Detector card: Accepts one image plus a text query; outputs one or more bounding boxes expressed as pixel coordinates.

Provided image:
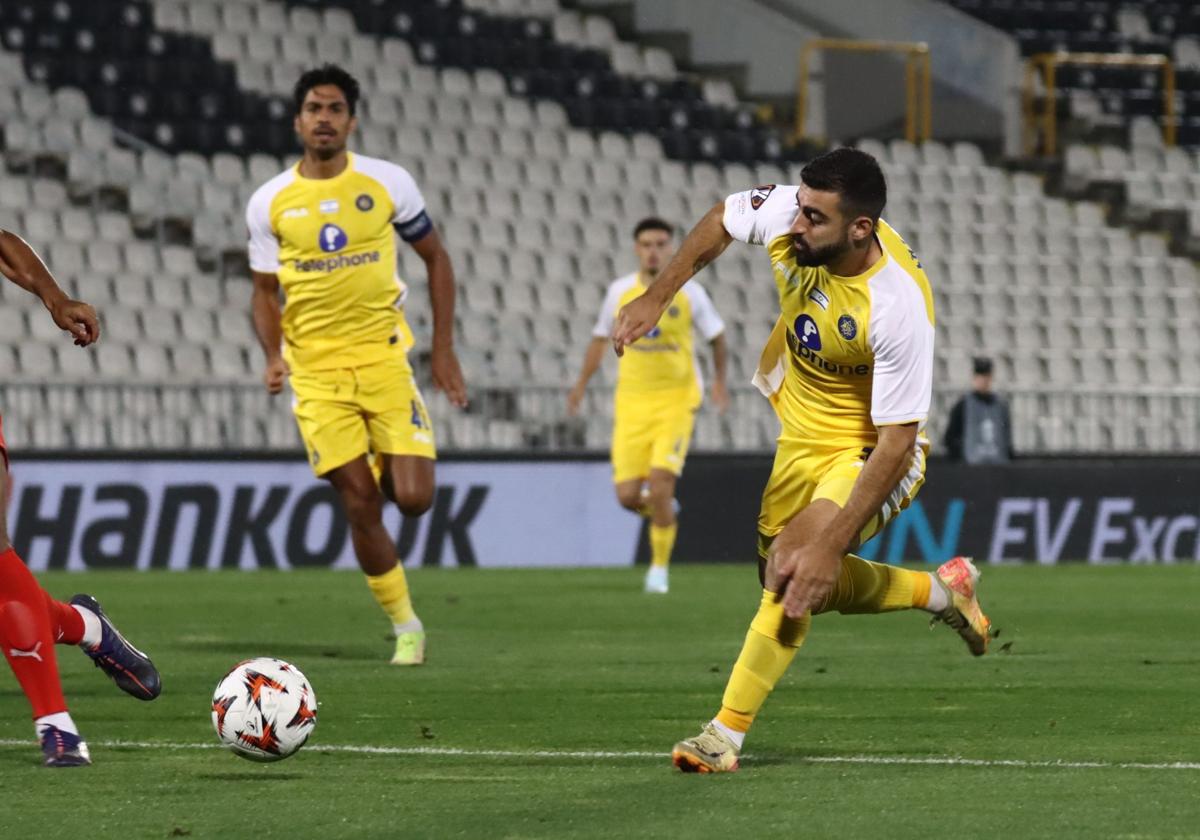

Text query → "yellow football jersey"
[594,272,726,400]
[723,185,935,451]
[246,152,433,371]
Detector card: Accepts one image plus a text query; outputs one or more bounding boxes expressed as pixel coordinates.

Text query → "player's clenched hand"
[263,356,289,395]
[432,346,468,408]
[50,298,100,347]
[771,537,843,619]
[611,291,668,357]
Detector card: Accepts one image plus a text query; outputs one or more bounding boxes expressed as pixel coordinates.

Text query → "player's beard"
[308,134,345,161]
[791,234,851,267]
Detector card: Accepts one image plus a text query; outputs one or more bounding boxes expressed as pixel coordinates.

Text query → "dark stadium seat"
[280,0,801,165]
[3,0,293,157]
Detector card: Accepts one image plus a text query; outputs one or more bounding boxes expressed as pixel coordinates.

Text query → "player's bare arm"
[709,332,730,414]
[567,338,608,416]
[251,270,288,394]
[612,203,731,355]
[0,229,99,347]
[773,422,921,618]
[410,228,467,408]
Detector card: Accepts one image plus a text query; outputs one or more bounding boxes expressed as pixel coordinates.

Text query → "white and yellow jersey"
[593,272,725,401]
[723,185,935,451]
[246,152,434,372]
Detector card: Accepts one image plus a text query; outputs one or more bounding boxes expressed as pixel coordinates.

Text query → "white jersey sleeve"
[592,274,637,338]
[722,185,798,247]
[245,180,282,273]
[683,282,725,341]
[867,268,935,426]
[354,155,432,241]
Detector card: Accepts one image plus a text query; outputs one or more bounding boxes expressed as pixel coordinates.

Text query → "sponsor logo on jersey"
[785,327,871,378]
[838,314,858,340]
[293,251,382,273]
[794,314,821,351]
[281,207,309,219]
[807,287,830,310]
[318,223,348,253]
[319,199,339,214]
[356,193,374,212]
[750,185,776,210]
[646,326,662,339]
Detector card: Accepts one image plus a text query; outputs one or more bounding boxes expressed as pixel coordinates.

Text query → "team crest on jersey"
[794,314,821,350]
[750,185,776,210]
[356,193,374,212]
[667,306,679,318]
[319,199,339,214]
[318,223,348,253]
[838,314,858,340]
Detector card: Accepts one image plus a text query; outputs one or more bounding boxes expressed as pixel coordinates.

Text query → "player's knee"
[393,488,433,517]
[339,482,384,529]
[646,477,674,506]
[615,486,642,511]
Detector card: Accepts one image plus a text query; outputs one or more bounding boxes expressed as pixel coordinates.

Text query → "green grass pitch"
[3,564,1199,839]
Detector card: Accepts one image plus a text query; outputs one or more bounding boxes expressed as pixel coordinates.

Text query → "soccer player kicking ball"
[612,149,992,772]
[0,229,161,767]
[247,65,467,665]
[568,218,729,594]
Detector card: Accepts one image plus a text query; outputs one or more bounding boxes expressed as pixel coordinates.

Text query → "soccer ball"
[211,657,318,762]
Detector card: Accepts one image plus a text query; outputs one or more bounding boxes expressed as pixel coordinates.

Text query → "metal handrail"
[796,38,933,145]
[1022,51,1177,156]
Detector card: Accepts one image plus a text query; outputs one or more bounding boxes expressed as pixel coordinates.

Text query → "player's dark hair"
[633,217,674,239]
[800,147,887,222]
[294,64,361,116]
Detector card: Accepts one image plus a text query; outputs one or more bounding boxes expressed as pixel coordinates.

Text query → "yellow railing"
[1023,52,1176,156]
[796,39,932,145]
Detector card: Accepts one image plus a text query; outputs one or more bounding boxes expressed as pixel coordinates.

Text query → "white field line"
[1,738,1198,771]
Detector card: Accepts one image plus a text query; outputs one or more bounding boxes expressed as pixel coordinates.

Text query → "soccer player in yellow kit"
[612,148,993,772]
[246,65,467,666]
[569,218,729,594]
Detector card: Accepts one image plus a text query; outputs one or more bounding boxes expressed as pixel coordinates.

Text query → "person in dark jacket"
[943,357,1013,463]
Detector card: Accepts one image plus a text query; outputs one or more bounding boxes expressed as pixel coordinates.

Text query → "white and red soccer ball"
[211,657,317,762]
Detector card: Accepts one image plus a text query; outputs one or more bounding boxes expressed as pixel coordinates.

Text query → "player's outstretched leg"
[0,547,91,766]
[930,556,991,656]
[70,594,162,700]
[673,590,810,773]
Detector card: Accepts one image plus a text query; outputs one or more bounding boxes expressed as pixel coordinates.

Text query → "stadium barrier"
[5,455,1198,570]
[2,382,1199,454]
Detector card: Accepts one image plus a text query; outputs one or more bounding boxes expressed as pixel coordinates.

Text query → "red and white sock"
[35,711,79,738]
[0,547,69,719]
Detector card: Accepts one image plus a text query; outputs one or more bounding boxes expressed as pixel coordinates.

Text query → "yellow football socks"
[649,522,677,569]
[715,557,934,735]
[817,554,932,614]
[365,564,418,628]
[716,589,809,733]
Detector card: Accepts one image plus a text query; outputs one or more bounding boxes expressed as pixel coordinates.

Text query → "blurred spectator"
[943,357,1013,463]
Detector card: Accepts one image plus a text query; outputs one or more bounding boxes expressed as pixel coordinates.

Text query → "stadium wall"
[6,456,1199,570]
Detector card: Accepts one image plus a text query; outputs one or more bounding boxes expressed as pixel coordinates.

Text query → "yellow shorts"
[611,388,698,484]
[756,438,927,559]
[289,354,436,477]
